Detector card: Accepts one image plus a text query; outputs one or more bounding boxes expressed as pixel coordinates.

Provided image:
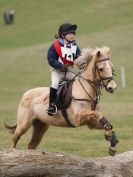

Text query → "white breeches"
[51,69,76,89]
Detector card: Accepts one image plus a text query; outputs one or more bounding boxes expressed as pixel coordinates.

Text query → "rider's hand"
[59,64,69,72]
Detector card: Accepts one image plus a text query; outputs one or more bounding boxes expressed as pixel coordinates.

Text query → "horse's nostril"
[108,87,114,93]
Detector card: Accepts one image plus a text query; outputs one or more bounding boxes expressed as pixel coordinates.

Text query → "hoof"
[108,146,116,156]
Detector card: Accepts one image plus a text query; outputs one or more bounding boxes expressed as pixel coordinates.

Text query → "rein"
[61,58,116,127]
[71,58,115,110]
[72,74,102,110]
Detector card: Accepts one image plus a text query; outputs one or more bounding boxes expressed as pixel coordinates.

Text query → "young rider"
[47,23,81,116]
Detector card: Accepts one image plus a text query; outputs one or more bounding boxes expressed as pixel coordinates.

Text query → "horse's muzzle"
[106,80,117,93]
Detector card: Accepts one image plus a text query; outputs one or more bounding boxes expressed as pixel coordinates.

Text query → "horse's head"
[75,46,117,93]
[94,47,117,93]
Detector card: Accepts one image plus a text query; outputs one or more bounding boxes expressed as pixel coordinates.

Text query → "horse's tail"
[4,122,17,134]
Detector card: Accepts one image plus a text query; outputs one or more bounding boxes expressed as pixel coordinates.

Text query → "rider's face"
[63,33,75,42]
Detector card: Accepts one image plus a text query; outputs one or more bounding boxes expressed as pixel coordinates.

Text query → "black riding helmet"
[58,23,77,36]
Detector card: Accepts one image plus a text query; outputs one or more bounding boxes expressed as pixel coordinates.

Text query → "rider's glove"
[59,64,69,72]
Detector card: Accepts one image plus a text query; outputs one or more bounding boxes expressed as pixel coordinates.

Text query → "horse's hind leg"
[28,119,49,149]
[12,119,31,148]
[12,107,33,148]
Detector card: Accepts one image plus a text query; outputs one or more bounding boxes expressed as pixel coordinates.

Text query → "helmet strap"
[62,35,71,44]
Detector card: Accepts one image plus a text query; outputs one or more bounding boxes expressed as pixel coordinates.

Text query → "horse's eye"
[99,68,103,72]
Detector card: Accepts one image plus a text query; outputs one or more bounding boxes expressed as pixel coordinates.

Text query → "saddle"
[55,79,76,127]
[56,79,73,110]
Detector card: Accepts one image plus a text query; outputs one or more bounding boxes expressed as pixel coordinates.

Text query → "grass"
[0,0,133,157]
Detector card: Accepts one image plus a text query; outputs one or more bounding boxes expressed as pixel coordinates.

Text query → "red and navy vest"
[54,39,77,66]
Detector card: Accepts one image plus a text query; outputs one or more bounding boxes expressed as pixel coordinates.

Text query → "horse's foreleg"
[80,111,103,129]
[80,111,119,156]
[99,116,119,156]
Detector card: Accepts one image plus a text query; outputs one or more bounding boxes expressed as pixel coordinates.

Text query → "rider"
[46,22,81,116]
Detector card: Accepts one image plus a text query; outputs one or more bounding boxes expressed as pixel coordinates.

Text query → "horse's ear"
[97,51,101,58]
[108,48,111,55]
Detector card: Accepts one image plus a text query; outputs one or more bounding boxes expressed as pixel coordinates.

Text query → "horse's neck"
[80,60,96,81]
[74,60,97,99]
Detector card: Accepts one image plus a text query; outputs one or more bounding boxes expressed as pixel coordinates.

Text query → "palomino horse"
[5,46,118,156]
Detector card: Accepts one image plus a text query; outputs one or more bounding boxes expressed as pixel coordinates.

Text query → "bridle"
[95,58,114,89]
[72,58,116,110]
[60,57,116,127]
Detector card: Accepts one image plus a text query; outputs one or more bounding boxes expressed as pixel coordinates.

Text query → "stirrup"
[47,103,57,116]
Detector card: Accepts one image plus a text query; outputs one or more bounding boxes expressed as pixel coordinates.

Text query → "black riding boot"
[47,87,57,116]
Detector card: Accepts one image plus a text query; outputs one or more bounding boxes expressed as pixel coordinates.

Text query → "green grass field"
[0,0,133,157]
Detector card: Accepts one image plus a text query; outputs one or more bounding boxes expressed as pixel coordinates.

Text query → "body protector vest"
[54,39,77,66]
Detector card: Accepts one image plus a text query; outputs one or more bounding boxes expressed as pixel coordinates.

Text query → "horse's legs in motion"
[80,111,119,156]
[99,116,119,156]
[28,119,49,149]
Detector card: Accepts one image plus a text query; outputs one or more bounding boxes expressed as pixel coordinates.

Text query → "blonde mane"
[75,48,94,69]
[75,46,111,69]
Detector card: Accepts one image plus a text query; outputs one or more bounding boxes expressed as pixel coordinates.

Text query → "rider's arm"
[47,44,63,70]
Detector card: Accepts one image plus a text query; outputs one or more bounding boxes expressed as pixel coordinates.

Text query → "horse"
[5,46,119,156]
